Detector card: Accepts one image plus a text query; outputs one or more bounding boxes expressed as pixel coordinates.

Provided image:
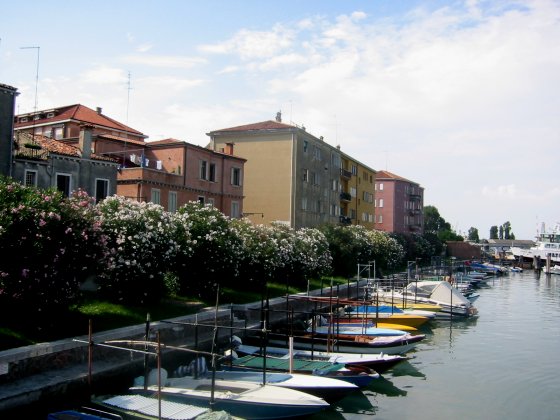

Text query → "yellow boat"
[378,300,442,312]
[330,320,418,332]
[340,313,429,328]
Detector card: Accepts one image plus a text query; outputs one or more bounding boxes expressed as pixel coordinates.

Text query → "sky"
[1,0,559,240]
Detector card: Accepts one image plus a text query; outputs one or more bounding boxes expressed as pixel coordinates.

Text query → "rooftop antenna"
[126,71,133,124]
[20,46,40,112]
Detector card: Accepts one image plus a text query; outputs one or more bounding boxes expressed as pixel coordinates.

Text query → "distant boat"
[544,265,560,275]
[377,280,479,318]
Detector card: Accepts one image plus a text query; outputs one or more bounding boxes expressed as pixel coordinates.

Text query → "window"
[311,172,318,185]
[56,173,71,197]
[302,169,309,182]
[95,178,109,202]
[351,165,357,175]
[330,204,339,216]
[302,197,308,211]
[168,191,177,212]
[331,153,341,168]
[199,160,208,180]
[350,187,357,197]
[362,212,368,222]
[54,127,64,140]
[231,201,240,218]
[379,198,384,207]
[207,197,215,207]
[198,196,205,205]
[151,189,161,204]
[43,127,52,138]
[209,163,216,182]
[379,183,384,191]
[350,209,356,219]
[314,146,321,161]
[231,167,242,186]
[331,179,338,191]
[378,214,383,223]
[303,140,308,153]
[24,170,37,187]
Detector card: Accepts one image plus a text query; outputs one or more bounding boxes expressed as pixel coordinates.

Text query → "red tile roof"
[147,138,185,145]
[376,170,415,182]
[16,133,116,162]
[14,104,145,137]
[209,120,295,133]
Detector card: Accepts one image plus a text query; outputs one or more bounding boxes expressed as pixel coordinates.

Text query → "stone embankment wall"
[0,280,365,412]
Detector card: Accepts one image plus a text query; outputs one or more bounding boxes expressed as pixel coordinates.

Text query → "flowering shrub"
[95,195,180,304]
[175,202,243,300]
[0,178,106,312]
[320,224,404,277]
[268,223,332,288]
[230,219,281,291]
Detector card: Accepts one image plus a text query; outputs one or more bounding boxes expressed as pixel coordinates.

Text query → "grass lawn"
[0,277,348,351]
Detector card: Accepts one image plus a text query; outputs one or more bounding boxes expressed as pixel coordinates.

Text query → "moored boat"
[231,340,408,374]
[129,369,330,420]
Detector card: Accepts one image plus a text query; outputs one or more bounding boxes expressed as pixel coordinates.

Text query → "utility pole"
[20,46,40,112]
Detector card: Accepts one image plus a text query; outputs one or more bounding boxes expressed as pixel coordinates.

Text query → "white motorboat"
[171,357,358,404]
[129,368,329,419]
[378,280,478,318]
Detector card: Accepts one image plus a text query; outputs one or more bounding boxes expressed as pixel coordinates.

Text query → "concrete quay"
[0,280,365,414]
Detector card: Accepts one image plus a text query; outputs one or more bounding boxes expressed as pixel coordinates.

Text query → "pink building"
[374,170,424,234]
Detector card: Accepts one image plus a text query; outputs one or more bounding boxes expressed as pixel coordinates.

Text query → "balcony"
[340,168,352,179]
[339,215,352,225]
[408,223,422,231]
[340,191,352,202]
[409,193,422,201]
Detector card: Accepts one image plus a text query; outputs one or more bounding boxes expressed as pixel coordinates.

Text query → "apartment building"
[340,153,376,229]
[207,112,376,229]
[0,83,18,177]
[118,138,245,216]
[374,170,424,234]
[13,104,245,216]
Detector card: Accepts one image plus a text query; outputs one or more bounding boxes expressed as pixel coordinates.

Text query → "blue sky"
[1,0,559,239]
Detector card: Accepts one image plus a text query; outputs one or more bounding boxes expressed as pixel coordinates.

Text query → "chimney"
[79,124,93,159]
[225,142,235,155]
[96,107,102,115]
[275,111,282,122]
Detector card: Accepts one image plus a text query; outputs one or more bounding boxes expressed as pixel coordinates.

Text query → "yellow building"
[207,113,376,230]
[340,153,376,230]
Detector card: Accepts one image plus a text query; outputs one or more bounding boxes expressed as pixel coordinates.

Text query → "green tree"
[502,221,513,239]
[467,227,480,242]
[423,205,463,242]
[489,226,498,239]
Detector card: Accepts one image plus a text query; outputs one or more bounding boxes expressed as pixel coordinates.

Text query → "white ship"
[511,223,560,263]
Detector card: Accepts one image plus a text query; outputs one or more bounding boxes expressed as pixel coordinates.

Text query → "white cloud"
[122,54,206,69]
[198,24,295,59]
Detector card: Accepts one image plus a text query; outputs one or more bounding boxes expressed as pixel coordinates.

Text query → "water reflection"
[390,359,426,379]
[367,376,408,397]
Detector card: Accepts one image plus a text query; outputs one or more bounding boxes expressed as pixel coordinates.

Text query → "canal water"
[312,269,560,420]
